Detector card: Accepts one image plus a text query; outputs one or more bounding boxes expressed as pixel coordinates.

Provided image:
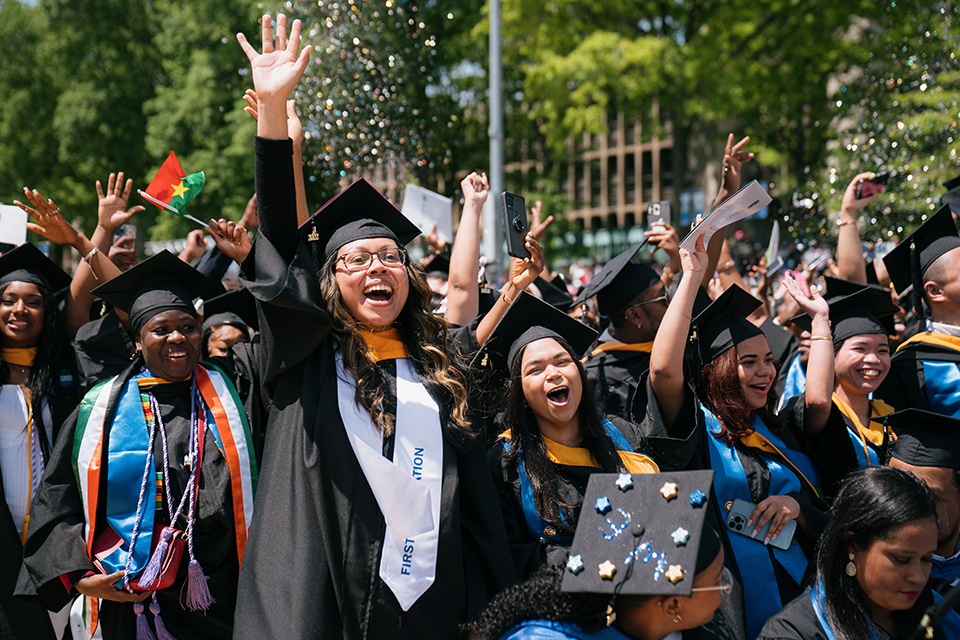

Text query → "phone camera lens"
[506,195,514,207]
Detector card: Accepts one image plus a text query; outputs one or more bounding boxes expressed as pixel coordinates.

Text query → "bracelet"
[717,260,736,273]
[837,219,858,227]
[500,290,514,306]
[810,335,833,341]
[83,246,100,282]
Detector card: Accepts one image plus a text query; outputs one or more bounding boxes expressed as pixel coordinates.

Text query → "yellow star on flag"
[170,180,189,199]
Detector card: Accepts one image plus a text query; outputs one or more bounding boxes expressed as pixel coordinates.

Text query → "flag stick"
[137,190,208,228]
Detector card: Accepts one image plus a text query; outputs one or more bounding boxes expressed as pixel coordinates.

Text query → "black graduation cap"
[92,250,219,334]
[942,175,960,214]
[423,253,450,279]
[820,276,890,302]
[882,205,960,296]
[473,290,598,374]
[0,242,17,255]
[202,288,259,333]
[535,276,575,313]
[692,285,763,364]
[561,470,717,596]
[791,285,898,343]
[572,244,661,316]
[0,243,71,292]
[874,409,960,470]
[297,178,421,261]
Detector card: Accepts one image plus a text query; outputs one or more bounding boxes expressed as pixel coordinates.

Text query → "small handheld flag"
[139,152,206,226]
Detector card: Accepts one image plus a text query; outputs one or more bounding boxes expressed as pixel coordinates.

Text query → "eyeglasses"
[631,294,670,309]
[690,566,734,596]
[337,248,407,272]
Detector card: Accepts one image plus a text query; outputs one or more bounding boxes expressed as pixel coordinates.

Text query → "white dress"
[0,384,52,536]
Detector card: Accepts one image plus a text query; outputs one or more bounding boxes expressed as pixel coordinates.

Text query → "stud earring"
[673,614,683,624]
[845,552,857,577]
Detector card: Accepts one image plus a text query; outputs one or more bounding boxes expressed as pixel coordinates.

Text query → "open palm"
[237,14,312,102]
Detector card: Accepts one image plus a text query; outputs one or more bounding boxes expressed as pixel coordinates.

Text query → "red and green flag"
[138,152,206,226]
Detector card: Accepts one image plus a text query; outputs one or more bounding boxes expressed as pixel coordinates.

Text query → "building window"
[575,163,585,207]
[624,212,636,227]
[660,148,674,192]
[590,160,602,208]
[591,215,603,231]
[624,153,636,204]
[607,156,619,208]
[642,151,654,203]
[607,112,619,148]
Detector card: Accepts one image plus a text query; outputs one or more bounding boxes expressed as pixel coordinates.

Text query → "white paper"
[679,181,772,251]
[0,204,27,246]
[401,184,453,243]
[766,220,780,264]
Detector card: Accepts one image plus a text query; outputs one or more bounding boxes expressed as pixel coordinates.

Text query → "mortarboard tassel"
[138,527,174,588]
[184,558,215,612]
[135,602,157,640]
[150,598,178,640]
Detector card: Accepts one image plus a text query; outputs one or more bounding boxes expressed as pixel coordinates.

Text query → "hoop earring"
[673,614,682,624]
[846,552,857,577]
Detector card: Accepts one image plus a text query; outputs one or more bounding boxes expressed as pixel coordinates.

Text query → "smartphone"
[765,255,785,278]
[807,254,827,272]
[725,498,796,551]
[855,173,890,200]
[647,201,672,230]
[500,191,532,260]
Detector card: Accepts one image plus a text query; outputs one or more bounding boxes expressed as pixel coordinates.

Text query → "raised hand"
[781,271,829,320]
[529,200,554,241]
[507,234,545,290]
[207,218,252,265]
[841,171,884,216]
[15,187,81,247]
[679,233,710,280]
[243,90,304,147]
[644,221,679,254]
[237,14,312,104]
[239,193,259,230]
[179,230,207,264]
[721,133,754,192]
[96,172,144,232]
[460,172,489,208]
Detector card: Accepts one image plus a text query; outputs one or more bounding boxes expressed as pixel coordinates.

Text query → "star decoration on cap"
[671,527,690,546]
[689,489,706,507]
[595,496,612,514]
[665,565,684,584]
[598,560,617,580]
[660,482,679,501]
[566,554,584,575]
[616,473,634,491]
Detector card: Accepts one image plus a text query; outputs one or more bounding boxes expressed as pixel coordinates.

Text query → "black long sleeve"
[253,136,299,263]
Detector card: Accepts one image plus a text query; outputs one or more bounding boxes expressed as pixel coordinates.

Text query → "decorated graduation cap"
[535,276,575,313]
[202,288,259,333]
[561,470,718,596]
[791,285,898,344]
[298,178,421,262]
[473,290,598,374]
[92,250,219,335]
[882,206,960,322]
[942,175,960,215]
[0,243,71,293]
[573,243,661,316]
[691,285,763,364]
[874,409,960,470]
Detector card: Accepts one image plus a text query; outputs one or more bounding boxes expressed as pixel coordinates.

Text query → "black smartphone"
[855,173,890,200]
[647,201,672,230]
[500,191,532,260]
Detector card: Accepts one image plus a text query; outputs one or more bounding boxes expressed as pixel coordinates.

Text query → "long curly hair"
[318,250,473,448]
[502,338,625,534]
[699,345,784,445]
[0,280,66,460]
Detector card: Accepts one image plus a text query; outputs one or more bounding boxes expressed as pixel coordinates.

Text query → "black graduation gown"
[583,346,651,421]
[488,417,648,580]
[876,337,960,415]
[16,363,242,640]
[232,137,514,639]
[636,379,828,640]
[72,308,136,395]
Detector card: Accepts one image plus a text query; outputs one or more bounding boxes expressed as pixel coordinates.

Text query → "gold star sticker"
[660,482,679,501]
[665,565,684,584]
[598,560,617,580]
[170,179,189,199]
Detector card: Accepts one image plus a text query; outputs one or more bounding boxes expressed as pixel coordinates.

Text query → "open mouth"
[857,368,881,380]
[749,383,768,394]
[364,283,394,303]
[546,386,570,405]
[165,349,190,363]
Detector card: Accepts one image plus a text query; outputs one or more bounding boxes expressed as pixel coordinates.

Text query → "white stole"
[335,349,443,610]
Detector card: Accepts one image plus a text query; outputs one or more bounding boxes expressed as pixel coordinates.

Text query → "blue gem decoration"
[689,489,706,507]
[595,496,611,514]
[598,508,631,540]
[625,541,669,580]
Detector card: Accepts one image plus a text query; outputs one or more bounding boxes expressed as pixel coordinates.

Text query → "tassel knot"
[183,559,215,612]
[139,527,174,588]
[134,602,156,640]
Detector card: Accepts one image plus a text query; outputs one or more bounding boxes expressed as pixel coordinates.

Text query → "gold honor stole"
[738,431,821,498]
[899,332,960,354]
[588,340,654,358]
[831,393,896,448]
[359,328,411,362]
[500,429,660,474]
[73,365,257,565]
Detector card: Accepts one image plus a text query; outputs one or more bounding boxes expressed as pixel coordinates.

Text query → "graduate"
[15,252,258,640]
[231,15,521,638]
[877,205,960,416]
[0,245,73,640]
[575,243,669,421]
[643,235,829,640]
[881,409,960,590]
[781,281,900,499]
[758,466,960,640]
[479,291,659,579]
[465,471,733,640]
[201,288,257,359]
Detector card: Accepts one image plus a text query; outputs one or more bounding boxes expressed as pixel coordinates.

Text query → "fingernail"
[764,536,772,545]
[751,529,759,537]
